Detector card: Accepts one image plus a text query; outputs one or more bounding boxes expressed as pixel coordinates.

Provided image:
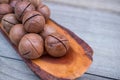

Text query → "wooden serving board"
[0,19,93,80]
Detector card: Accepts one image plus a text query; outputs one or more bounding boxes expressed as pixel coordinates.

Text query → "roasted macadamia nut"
[23,11,45,33]
[0,0,70,59]
[10,0,21,9]
[15,1,35,21]
[0,4,13,21]
[37,4,50,21]
[19,33,44,59]
[0,0,9,4]
[45,33,69,57]
[2,14,19,33]
[9,24,26,46]
[40,24,56,39]
[28,0,41,7]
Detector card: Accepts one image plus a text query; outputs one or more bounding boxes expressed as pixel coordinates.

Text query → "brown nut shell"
[19,33,44,59]
[15,1,35,21]
[10,0,21,9]
[23,11,45,33]
[0,4,13,21]
[28,0,41,7]
[0,4,13,14]
[40,24,56,39]
[2,13,19,33]
[45,33,69,57]
[9,24,26,46]
[0,0,9,4]
[37,4,50,21]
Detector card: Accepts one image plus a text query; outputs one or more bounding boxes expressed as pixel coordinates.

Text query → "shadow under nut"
[0,15,3,21]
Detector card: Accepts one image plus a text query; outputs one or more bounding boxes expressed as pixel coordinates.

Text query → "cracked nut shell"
[28,0,41,7]
[23,11,45,33]
[0,0,9,4]
[37,4,50,21]
[2,13,19,33]
[10,0,21,9]
[19,33,44,59]
[9,24,26,46]
[0,4,13,21]
[15,1,35,21]
[40,24,56,39]
[45,33,69,57]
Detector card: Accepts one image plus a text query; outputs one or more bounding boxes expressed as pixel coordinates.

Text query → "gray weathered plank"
[0,32,21,60]
[0,57,40,80]
[0,57,112,80]
[46,2,120,79]
[45,0,120,13]
[0,1,120,80]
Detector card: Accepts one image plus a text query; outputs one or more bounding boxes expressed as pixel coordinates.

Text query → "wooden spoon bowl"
[0,19,93,80]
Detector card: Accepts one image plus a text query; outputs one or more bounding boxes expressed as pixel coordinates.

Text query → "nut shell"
[2,13,19,33]
[0,0,9,4]
[10,0,21,9]
[19,33,44,59]
[9,24,26,46]
[40,24,56,39]
[0,4,13,21]
[28,0,41,7]
[45,33,69,57]
[23,11,45,33]
[37,4,50,21]
[15,1,35,21]
[0,4,13,14]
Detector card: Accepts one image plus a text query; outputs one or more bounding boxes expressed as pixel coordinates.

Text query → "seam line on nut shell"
[49,35,68,52]
[19,2,31,19]
[23,14,41,25]
[48,40,68,45]
[2,19,15,25]
[23,51,31,55]
[25,36,40,56]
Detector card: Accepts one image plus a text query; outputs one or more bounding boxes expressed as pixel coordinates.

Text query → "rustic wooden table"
[0,0,120,80]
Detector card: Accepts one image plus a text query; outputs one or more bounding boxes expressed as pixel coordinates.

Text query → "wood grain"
[0,18,93,80]
[0,1,120,80]
[0,56,112,80]
[45,2,120,79]
[45,0,120,13]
